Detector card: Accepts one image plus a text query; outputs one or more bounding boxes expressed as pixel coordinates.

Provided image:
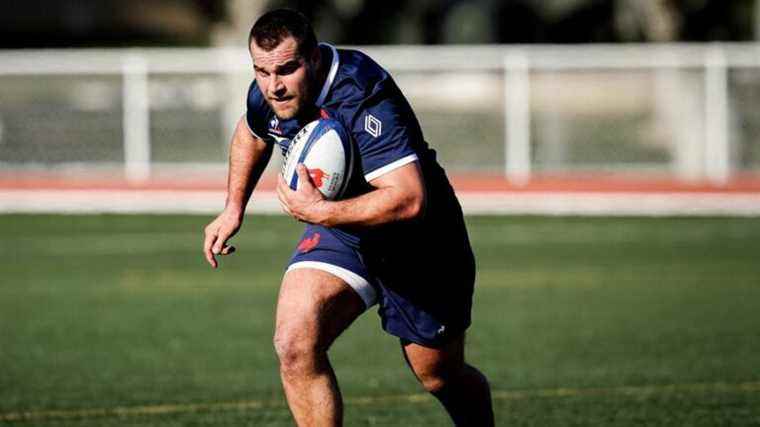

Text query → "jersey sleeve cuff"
[364,154,419,182]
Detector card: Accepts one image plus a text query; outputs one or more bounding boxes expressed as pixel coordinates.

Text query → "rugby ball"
[281,118,354,200]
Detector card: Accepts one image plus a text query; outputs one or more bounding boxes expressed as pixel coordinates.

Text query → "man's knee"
[403,335,467,395]
[418,372,451,394]
[418,363,490,396]
[273,325,324,378]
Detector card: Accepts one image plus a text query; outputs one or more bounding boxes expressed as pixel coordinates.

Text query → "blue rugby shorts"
[287,224,475,348]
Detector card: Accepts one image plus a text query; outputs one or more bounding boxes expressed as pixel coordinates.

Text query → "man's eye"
[278,64,299,75]
[256,69,269,77]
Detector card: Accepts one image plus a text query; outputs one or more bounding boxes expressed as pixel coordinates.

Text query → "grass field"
[1,214,759,426]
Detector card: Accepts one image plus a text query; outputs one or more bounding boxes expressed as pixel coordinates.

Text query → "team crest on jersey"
[269,116,282,135]
[364,113,382,138]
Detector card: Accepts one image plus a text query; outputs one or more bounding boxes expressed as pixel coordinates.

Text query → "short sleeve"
[352,97,418,182]
[245,81,273,144]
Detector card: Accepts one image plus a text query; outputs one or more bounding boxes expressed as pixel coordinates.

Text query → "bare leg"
[402,334,495,427]
[273,268,366,427]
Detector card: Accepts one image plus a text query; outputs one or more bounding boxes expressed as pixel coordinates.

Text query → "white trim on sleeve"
[315,43,340,107]
[287,261,377,308]
[364,154,419,182]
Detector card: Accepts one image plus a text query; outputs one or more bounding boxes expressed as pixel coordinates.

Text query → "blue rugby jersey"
[245,43,468,252]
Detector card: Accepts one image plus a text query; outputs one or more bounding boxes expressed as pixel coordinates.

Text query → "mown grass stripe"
[0,400,276,422]
[2,381,758,422]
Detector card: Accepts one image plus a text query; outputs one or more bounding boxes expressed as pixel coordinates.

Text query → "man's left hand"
[277,164,328,224]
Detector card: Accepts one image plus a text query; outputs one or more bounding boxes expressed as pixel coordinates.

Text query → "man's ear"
[310,46,321,67]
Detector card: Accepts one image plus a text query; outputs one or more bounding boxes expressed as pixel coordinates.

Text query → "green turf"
[1,215,759,426]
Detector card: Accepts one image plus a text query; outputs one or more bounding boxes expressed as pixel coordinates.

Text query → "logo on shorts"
[297,233,321,253]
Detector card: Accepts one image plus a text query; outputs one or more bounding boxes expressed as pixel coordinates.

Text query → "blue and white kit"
[246,43,475,347]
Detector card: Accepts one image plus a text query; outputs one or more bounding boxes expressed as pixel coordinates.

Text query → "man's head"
[249,9,321,120]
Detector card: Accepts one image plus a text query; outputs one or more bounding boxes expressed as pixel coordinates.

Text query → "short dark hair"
[249,9,318,57]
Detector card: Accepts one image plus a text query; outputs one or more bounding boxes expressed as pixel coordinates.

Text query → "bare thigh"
[274,267,367,353]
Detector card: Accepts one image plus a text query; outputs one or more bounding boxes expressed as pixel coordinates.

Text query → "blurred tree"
[541,0,618,43]
[493,1,545,43]
[0,0,755,47]
[677,0,755,41]
[268,0,429,44]
[442,1,494,43]
[211,0,267,46]
[615,0,680,41]
[0,0,230,48]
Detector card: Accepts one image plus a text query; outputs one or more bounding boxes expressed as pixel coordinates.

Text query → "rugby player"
[203,9,494,426]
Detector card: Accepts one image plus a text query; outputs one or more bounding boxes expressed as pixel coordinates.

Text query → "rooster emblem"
[297,233,321,253]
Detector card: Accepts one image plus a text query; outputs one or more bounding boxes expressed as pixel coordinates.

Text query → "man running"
[203,9,494,426]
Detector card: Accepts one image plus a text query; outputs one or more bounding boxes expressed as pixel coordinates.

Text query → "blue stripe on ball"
[289,119,341,191]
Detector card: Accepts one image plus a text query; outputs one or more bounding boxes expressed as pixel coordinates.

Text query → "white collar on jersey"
[315,42,339,107]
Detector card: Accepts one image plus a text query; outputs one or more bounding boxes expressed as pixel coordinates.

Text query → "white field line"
[456,191,760,216]
[1,381,758,422]
[3,189,760,216]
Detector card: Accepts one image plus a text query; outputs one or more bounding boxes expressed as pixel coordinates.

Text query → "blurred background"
[1,0,760,216]
[2,0,757,47]
[2,2,760,426]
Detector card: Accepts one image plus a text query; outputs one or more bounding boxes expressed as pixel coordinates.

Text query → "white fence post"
[504,51,531,185]
[122,53,151,183]
[704,45,730,185]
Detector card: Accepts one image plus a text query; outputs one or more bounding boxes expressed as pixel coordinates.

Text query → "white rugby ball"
[281,118,354,200]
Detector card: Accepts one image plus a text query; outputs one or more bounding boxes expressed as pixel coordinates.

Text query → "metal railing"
[1,43,759,184]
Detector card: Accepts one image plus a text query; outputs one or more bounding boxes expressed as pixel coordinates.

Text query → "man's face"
[250,36,316,120]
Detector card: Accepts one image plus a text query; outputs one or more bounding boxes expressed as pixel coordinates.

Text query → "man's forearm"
[316,185,423,228]
[279,161,426,227]
[225,118,273,216]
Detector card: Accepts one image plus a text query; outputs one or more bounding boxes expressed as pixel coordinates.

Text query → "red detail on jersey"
[308,168,328,188]
[297,233,321,253]
[320,109,330,119]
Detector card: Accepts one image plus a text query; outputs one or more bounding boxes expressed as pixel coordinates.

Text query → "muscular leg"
[273,268,366,427]
[402,334,494,426]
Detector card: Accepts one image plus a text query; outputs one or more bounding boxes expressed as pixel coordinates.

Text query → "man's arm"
[224,116,273,216]
[276,161,426,228]
[204,116,273,268]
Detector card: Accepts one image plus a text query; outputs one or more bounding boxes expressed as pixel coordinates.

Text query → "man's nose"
[270,75,286,96]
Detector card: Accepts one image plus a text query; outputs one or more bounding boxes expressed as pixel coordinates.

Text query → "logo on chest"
[269,116,282,135]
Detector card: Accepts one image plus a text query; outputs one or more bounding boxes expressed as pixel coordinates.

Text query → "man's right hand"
[203,209,242,269]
